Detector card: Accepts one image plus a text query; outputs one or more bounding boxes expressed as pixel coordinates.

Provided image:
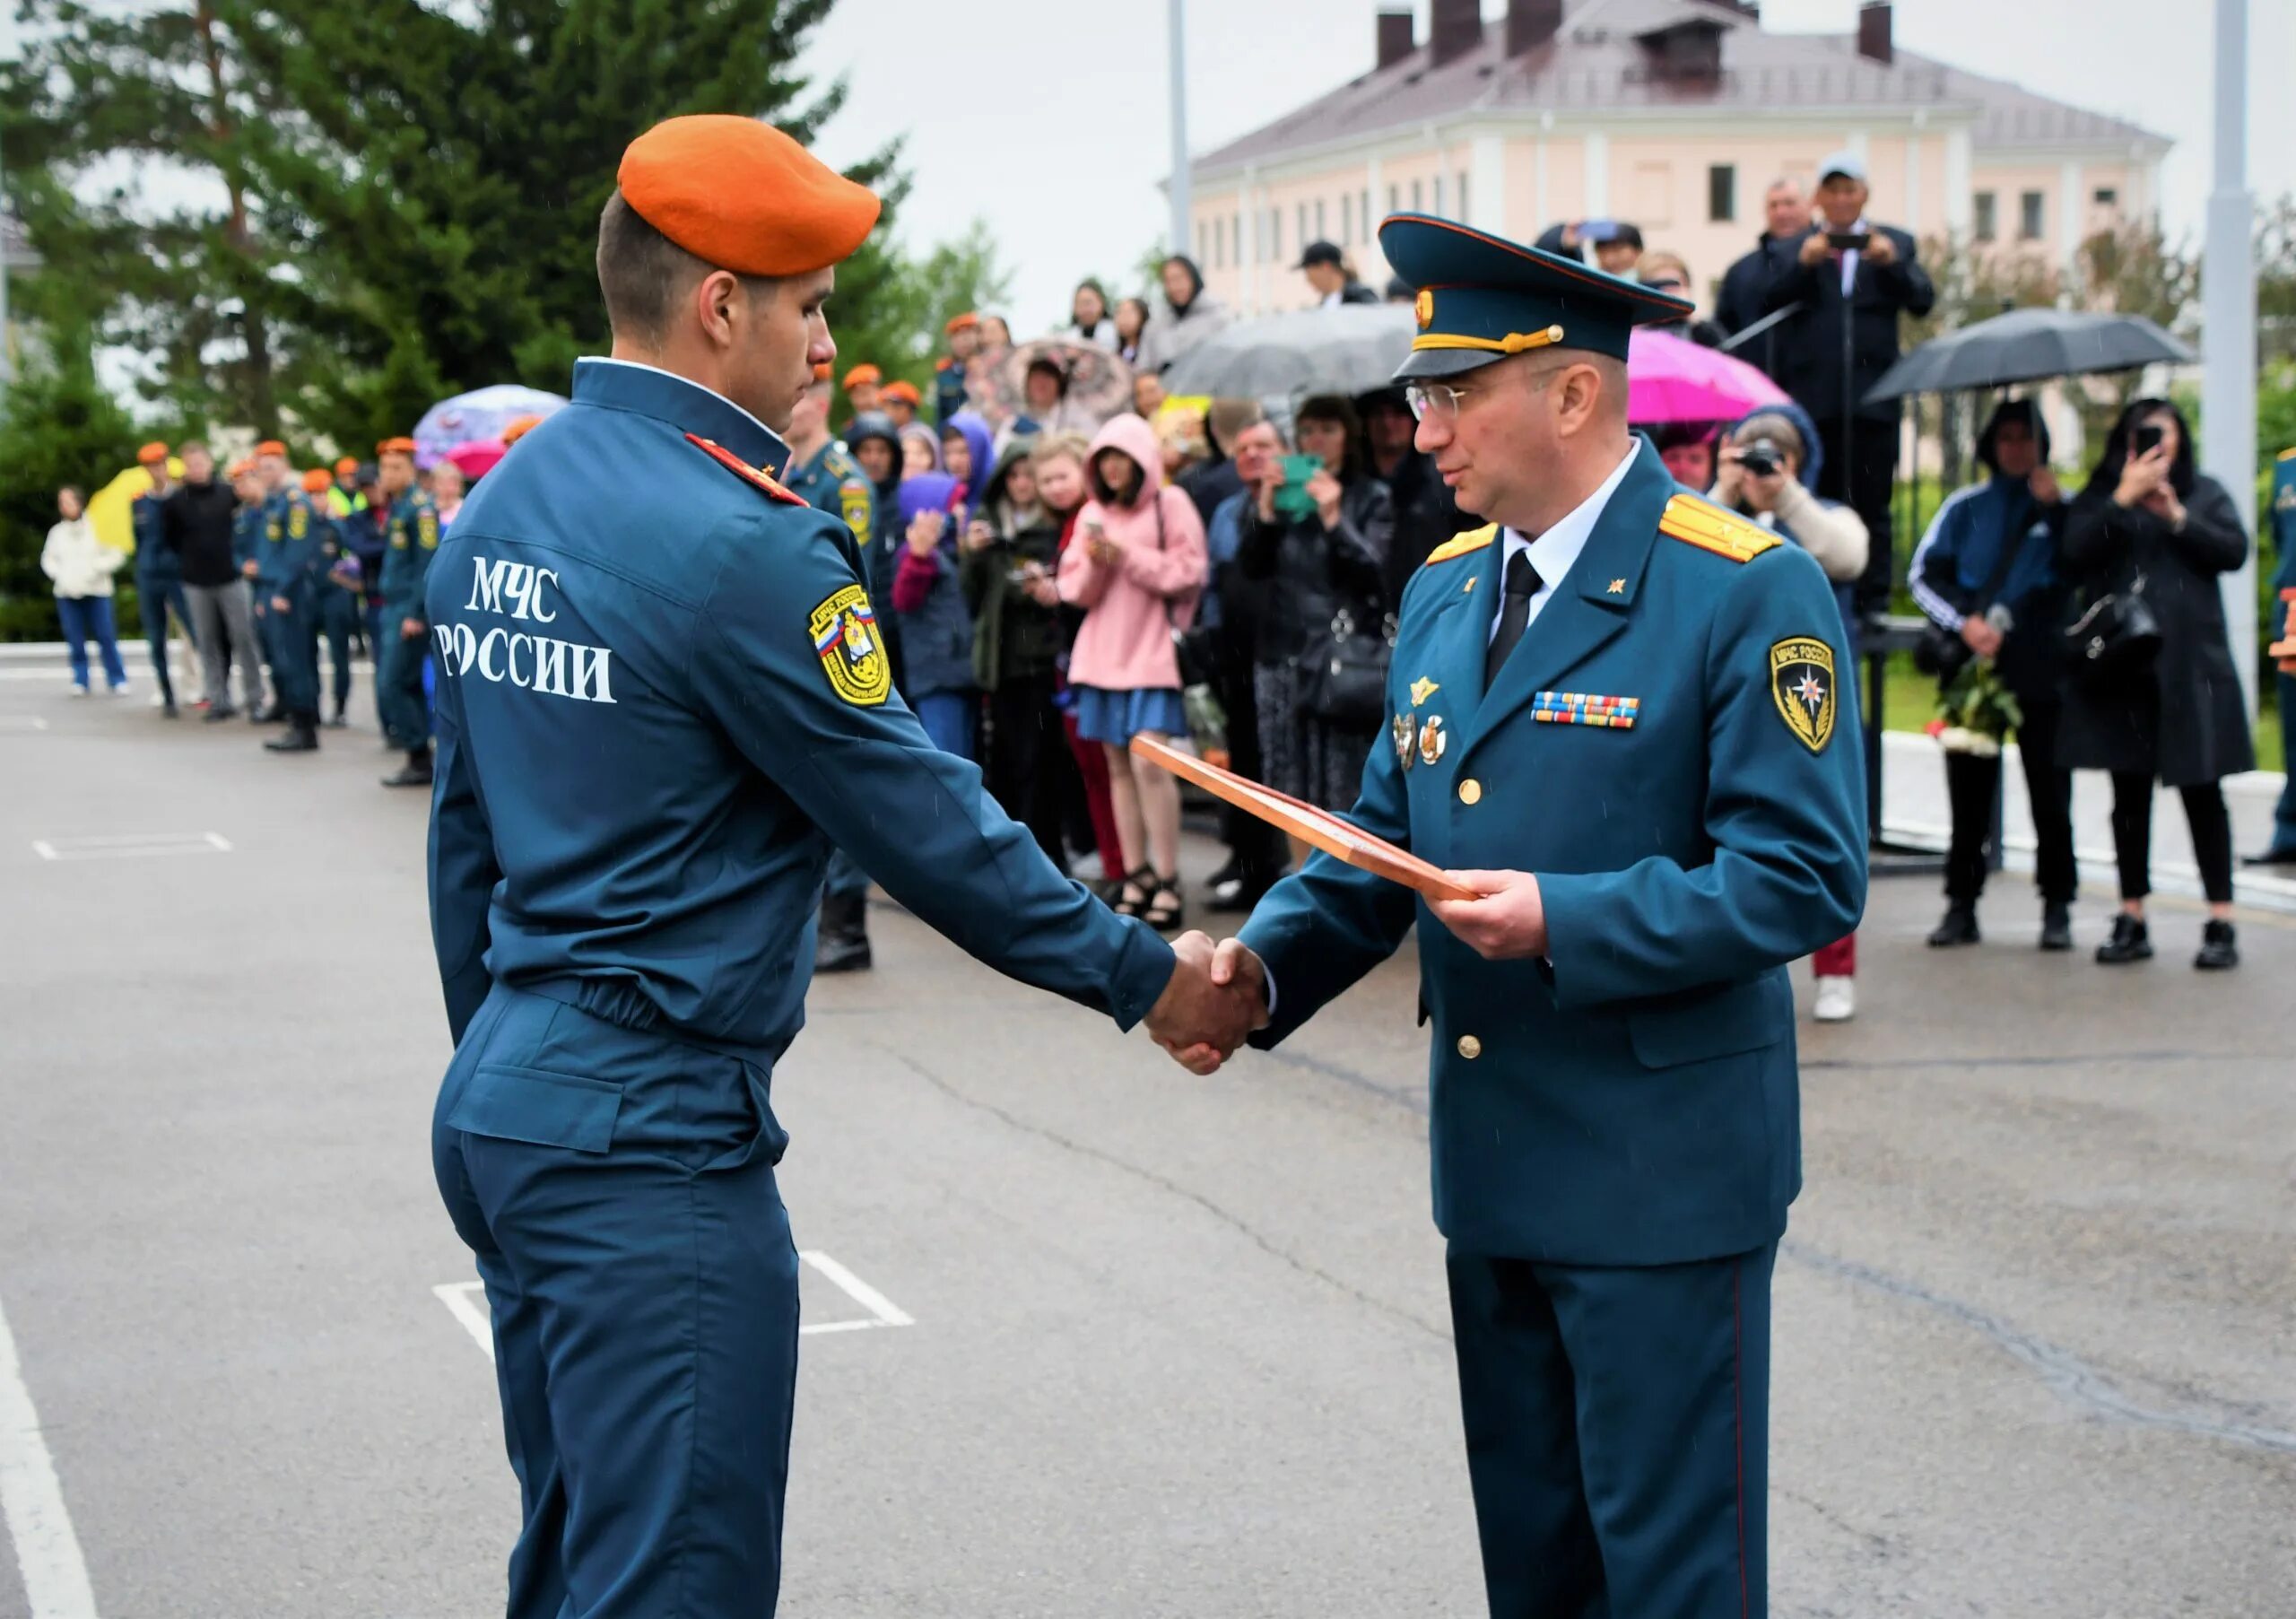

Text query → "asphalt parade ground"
[2,657,2292,1618]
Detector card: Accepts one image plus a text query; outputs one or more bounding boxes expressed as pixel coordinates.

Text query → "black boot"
[324,704,349,729]
[814,892,872,973]
[1926,904,1981,947]
[253,701,286,724]
[2194,919,2239,971]
[2095,913,2152,964]
[264,712,319,753]
[382,747,435,788]
[2039,901,2073,953]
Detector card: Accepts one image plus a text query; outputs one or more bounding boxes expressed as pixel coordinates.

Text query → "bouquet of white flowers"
[1928,656,2022,757]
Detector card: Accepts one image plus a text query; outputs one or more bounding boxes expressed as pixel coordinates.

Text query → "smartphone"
[1825,231,1872,252]
[1579,218,1620,245]
[1274,453,1322,518]
[2133,423,2165,457]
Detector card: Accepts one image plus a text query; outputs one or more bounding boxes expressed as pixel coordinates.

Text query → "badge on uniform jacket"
[1769,637,1836,753]
[288,505,309,540]
[418,511,439,550]
[810,585,891,706]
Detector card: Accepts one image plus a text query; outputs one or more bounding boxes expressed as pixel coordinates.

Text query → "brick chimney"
[1376,8,1413,70]
[1857,2,1892,65]
[1506,0,1564,56]
[1430,0,1482,68]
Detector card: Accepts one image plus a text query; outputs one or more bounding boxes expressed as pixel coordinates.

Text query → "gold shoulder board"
[1660,493,1781,563]
[1422,524,1499,567]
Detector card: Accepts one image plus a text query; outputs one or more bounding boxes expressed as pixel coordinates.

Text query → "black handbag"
[1300,603,1397,728]
[2061,570,2161,684]
[1916,519,2030,680]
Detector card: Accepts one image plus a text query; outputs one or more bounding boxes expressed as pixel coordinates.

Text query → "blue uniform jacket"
[422,358,1176,1069]
[132,488,180,581]
[232,503,265,575]
[378,491,441,621]
[1239,440,1866,1266]
[257,488,325,594]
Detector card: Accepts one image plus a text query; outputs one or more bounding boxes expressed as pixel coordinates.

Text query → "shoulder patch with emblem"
[1661,493,1781,563]
[1769,637,1837,753]
[418,510,439,550]
[685,433,809,509]
[1422,524,1499,567]
[288,503,309,540]
[837,478,872,541]
[809,584,891,706]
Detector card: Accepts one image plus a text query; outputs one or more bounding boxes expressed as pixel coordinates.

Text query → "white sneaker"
[1813,976,1856,1023]
[69,684,90,699]
[148,690,166,707]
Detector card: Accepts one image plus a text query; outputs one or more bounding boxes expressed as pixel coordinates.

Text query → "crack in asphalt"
[868,1041,1454,1345]
[1784,1241,2296,1457]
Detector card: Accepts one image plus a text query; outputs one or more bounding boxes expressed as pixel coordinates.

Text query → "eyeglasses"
[1404,381,1481,422]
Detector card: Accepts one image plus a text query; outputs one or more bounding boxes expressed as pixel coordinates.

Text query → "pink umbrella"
[1626,328,1787,425]
[445,439,508,480]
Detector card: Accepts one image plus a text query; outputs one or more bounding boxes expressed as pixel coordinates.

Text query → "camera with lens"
[1736,441,1784,480]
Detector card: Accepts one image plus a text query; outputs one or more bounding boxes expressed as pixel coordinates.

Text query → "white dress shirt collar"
[1490,440,1642,640]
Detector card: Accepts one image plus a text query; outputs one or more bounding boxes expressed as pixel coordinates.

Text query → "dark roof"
[1192,0,2166,176]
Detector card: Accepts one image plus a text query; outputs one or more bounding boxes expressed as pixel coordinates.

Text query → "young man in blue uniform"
[1192,216,1869,1618]
[129,441,197,715]
[373,437,441,788]
[259,461,331,753]
[423,114,1253,1618]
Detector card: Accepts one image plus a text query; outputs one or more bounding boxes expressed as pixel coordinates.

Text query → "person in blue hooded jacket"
[890,466,979,758]
[1909,398,2077,951]
[1709,402,1870,1021]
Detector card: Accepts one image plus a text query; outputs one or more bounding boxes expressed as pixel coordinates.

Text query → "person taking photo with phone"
[1761,151,1934,615]
[2057,398,2253,970]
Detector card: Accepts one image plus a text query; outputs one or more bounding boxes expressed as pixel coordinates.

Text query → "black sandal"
[1113,866,1156,918]
[1143,875,1185,934]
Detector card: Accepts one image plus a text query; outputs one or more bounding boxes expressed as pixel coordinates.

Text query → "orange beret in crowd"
[944,312,980,335]
[497,416,543,447]
[378,435,419,457]
[137,441,169,464]
[334,456,360,474]
[300,468,333,493]
[842,364,881,387]
[617,114,880,277]
[228,457,255,479]
[880,380,921,406]
[256,440,288,457]
[811,362,833,383]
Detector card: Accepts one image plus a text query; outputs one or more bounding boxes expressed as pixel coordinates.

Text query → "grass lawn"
[1874,650,2284,772]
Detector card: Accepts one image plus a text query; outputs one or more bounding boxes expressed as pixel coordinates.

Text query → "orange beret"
[377,436,419,457]
[842,364,882,387]
[811,362,833,384]
[300,468,332,493]
[944,312,979,335]
[334,456,360,474]
[496,417,544,447]
[137,441,170,464]
[255,440,288,458]
[228,457,255,479]
[881,380,922,406]
[618,115,880,277]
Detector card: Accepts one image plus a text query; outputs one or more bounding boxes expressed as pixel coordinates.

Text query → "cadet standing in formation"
[422,114,1247,1617]
[129,441,196,715]
[1196,216,1868,1618]
[373,436,441,788]
[253,444,327,753]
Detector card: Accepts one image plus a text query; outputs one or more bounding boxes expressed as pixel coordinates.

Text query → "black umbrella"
[1863,308,2195,405]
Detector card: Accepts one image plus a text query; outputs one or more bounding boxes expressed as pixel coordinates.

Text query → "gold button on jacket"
[1458,779,1483,805]
[1457,1035,1483,1059]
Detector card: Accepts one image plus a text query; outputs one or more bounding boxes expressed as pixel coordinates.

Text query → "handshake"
[1142,931,1268,1076]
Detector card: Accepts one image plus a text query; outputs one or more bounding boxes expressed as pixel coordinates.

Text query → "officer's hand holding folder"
[1129,736,1478,901]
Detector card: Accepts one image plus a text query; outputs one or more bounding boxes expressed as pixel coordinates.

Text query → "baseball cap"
[1295,239,1344,271]
[1818,151,1867,185]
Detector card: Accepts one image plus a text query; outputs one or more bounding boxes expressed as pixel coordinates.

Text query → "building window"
[1432,173,1445,215]
[2019,190,2045,240]
[1387,183,1400,215]
[1232,212,1241,266]
[1341,192,1352,245]
[1457,173,1469,222]
[1709,164,1735,223]
[1973,191,1996,242]
[1411,178,1422,211]
[1362,188,1372,235]
[1315,198,1326,240]
[2093,186,2118,208]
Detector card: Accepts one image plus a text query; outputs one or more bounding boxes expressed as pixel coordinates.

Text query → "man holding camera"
[1761,152,1935,614]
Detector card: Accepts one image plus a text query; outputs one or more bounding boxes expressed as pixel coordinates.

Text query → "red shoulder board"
[685,434,809,509]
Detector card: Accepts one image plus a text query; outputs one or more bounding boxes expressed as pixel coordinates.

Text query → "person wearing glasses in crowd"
[1184,215,1866,1619]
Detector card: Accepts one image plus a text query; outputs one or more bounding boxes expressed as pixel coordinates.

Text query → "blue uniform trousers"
[1446,1241,1776,1619]
[433,986,801,1619]
[377,625,430,750]
[267,583,320,715]
[2271,670,2296,856]
[318,588,360,713]
[136,568,196,703]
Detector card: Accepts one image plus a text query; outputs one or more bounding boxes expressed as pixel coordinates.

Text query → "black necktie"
[1484,547,1544,689]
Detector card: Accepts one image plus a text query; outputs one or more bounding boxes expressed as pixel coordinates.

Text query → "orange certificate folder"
[1129,736,1478,902]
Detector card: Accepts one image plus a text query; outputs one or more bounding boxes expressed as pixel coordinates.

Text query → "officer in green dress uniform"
[1195,215,1869,1618]
[372,437,441,788]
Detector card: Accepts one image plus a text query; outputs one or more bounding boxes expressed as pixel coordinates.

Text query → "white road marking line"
[0,717,49,732]
[0,1291,101,1619]
[798,1250,916,1329]
[30,833,231,862]
[433,1253,913,1359]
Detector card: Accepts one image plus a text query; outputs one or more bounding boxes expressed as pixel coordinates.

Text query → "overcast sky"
[804,0,2296,336]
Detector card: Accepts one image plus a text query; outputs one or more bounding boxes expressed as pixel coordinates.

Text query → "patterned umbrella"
[1626,328,1787,425]
[413,385,569,469]
[978,337,1135,433]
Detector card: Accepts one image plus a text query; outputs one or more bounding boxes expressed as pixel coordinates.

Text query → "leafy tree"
[828,215,1014,393]
[0,319,142,640]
